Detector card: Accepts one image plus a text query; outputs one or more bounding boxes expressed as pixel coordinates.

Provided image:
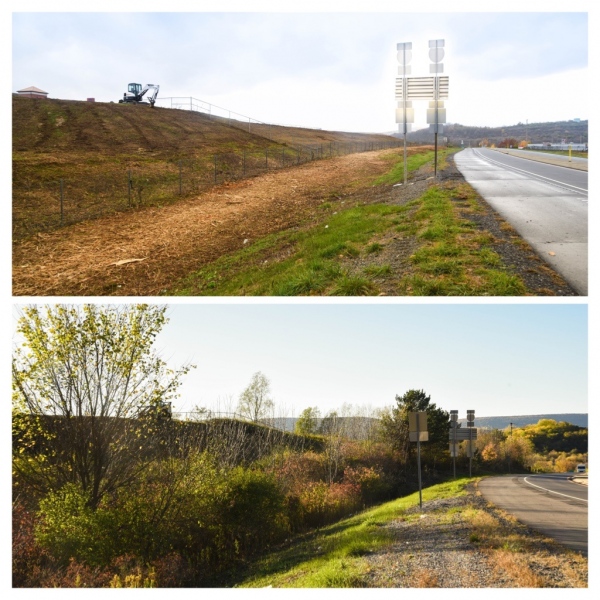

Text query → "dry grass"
[411,569,440,588]
[490,550,547,587]
[465,493,587,588]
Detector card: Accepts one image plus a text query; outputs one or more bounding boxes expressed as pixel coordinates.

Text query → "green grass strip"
[170,203,405,296]
[234,478,471,588]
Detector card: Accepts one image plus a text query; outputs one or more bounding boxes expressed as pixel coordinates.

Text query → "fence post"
[59,179,64,225]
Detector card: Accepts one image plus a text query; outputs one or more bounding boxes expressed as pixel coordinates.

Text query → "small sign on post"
[409,411,428,510]
[450,410,458,478]
[467,410,475,477]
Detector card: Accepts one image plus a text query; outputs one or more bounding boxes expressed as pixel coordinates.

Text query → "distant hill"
[266,413,587,433]
[396,120,588,147]
[466,413,587,430]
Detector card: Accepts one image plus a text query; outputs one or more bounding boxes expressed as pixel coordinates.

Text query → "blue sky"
[10,3,589,132]
[150,303,588,419]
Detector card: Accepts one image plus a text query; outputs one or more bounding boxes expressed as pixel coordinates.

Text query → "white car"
[576,464,587,473]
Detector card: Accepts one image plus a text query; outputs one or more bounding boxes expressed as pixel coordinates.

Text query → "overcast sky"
[139,303,587,420]
[11,3,589,132]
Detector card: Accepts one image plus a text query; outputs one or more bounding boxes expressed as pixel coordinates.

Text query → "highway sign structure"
[448,428,478,440]
[395,39,450,179]
[449,410,478,477]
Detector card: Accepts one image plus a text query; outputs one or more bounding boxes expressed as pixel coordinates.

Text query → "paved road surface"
[478,474,588,555]
[454,148,588,295]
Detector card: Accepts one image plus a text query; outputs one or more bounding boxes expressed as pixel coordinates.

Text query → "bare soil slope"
[13,96,399,238]
[13,96,394,156]
[13,149,401,296]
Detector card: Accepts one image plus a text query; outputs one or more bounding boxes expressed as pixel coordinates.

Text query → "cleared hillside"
[12,96,398,238]
[13,95,396,157]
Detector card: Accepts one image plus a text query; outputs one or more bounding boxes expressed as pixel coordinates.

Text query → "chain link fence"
[13,138,401,240]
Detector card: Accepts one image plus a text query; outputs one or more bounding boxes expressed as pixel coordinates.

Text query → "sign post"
[396,42,413,185]
[450,410,458,478]
[429,39,445,179]
[448,412,478,477]
[467,410,475,477]
[409,411,428,510]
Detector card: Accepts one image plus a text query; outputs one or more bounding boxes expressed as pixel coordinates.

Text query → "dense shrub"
[18,438,425,587]
[298,480,361,528]
[342,465,392,505]
[31,452,290,584]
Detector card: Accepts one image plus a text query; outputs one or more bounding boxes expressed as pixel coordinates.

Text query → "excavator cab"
[127,83,143,96]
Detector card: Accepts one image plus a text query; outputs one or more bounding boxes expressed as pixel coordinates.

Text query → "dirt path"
[13,150,399,296]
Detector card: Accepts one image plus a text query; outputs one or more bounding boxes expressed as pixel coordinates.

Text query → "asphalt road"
[454,148,588,295]
[478,474,588,555]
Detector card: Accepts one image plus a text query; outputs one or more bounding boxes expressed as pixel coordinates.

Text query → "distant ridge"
[397,120,588,147]
[467,413,587,430]
[265,413,587,433]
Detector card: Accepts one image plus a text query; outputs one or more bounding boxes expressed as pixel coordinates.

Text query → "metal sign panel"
[448,428,478,440]
[449,444,459,457]
[395,77,449,100]
[409,412,428,432]
[410,431,429,442]
[437,77,449,98]
[395,107,415,124]
[427,108,446,124]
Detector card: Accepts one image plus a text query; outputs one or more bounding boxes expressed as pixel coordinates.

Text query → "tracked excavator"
[118,83,160,107]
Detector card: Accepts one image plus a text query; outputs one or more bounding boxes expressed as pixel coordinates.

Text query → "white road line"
[473,150,588,196]
[523,477,588,503]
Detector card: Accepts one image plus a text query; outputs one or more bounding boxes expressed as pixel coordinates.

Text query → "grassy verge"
[396,182,526,295]
[372,149,441,185]
[171,202,406,296]
[170,167,528,296]
[228,478,470,588]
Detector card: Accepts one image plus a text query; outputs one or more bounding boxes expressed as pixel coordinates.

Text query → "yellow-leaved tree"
[12,304,193,508]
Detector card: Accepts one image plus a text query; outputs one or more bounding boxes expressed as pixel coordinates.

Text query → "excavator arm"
[143,84,160,107]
